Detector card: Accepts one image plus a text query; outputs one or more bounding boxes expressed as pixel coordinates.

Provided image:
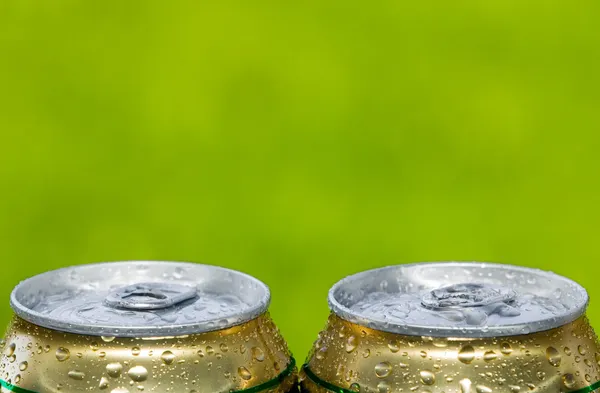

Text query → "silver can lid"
[10,261,270,337]
[328,262,588,337]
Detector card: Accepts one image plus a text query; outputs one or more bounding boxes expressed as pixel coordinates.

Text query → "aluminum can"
[0,261,297,393]
[300,262,598,393]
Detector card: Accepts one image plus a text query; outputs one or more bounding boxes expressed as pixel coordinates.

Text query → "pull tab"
[421,283,516,310]
[104,282,197,310]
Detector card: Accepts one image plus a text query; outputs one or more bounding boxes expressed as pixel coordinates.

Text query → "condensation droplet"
[564,347,572,356]
[14,375,21,384]
[56,347,70,362]
[252,347,265,362]
[388,341,400,353]
[19,362,28,371]
[316,347,327,360]
[206,346,214,355]
[346,336,358,353]
[586,374,592,382]
[377,381,390,393]
[111,388,129,393]
[500,342,512,355]
[476,385,492,393]
[161,351,175,365]
[362,349,370,358]
[107,363,123,378]
[562,374,576,389]
[508,385,520,393]
[220,343,228,352]
[420,370,435,385]
[537,372,545,381]
[375,362,392,378]
[127,366,148,382]
[99,377,109,390]
[238,367,252,380]
[546,347,561,367]
[101,336,116,342]
[579,345,587,355]
[596,352,600,366]
[131,347,141,356]
[483,351,497,362]
[68,370,85,380]
[350,383,360,392]
[460,378,472,393]
[459,346,475,364]
[90,342,99,351]
[6,343,16,356]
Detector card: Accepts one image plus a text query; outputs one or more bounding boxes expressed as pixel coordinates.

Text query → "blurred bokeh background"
[1,1,599,357]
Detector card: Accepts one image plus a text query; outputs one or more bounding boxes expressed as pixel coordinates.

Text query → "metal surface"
[328,262,589,338]
[1,314,297,393]
[10,261,271,337]
[300,313,600,393]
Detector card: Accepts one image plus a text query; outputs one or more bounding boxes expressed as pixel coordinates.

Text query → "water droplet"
[508,386,520,393]
[362,349,370,358]
[36,346,42,354]
[197,349,204,357]
[127,366,148,382]
[585,358,592,367]
[99,377,109,390]
[536,372,545,381]
[111,388,129,393]
[546,347,561,367]
[161,351,175,365]
[458,346,475,364]
[316,347,327,360]
[252,347,265,362]
[377,382,390,393]
[346,336,358,353]
[350,383,360,392]
[575,356,581,363]
[107,363,123,378]
[90,342,99,351]
[56,384,63,391]
[6,343,16,356]
[420,370,435,385]
[375,362,392,378]
[7,355,16,363]
[56,347,70,362]
[460,378,472,393]
[206,346,214,355]
[596,352,600,366]
[19,362,28,371]
[579,345,587,355]
[44,345,50,352]
[220,343,228,352]
[483,351,497,362]
[238,366,252,380]
[131,347,140,356]
[586,374,592,382]
[101,336,115,342]
[476,386,492,393]
[420,351,427,358]
[68,370,85,380]
[562,374,576,389]
[564,347,572,356]
[388,340,400,353]
[99,351,106,358]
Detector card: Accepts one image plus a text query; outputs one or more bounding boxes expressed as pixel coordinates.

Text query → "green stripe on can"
[0,379,37,393]
[302,363,600,393]
[0,357,296,393]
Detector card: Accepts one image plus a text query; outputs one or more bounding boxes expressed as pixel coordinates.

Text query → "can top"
[10,261,270,337]
[328,262,588,337]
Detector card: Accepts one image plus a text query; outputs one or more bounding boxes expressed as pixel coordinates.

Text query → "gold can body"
[1,313,297,393]
[300,313,600,393]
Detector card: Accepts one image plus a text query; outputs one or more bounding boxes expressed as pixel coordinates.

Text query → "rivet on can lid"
[104,282,198,310]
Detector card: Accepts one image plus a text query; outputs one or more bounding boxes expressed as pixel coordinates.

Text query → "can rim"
[327,261,589,337]
[10,260,271,337]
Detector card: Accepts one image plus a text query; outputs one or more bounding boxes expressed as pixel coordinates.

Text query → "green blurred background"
[1,1,599,357]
